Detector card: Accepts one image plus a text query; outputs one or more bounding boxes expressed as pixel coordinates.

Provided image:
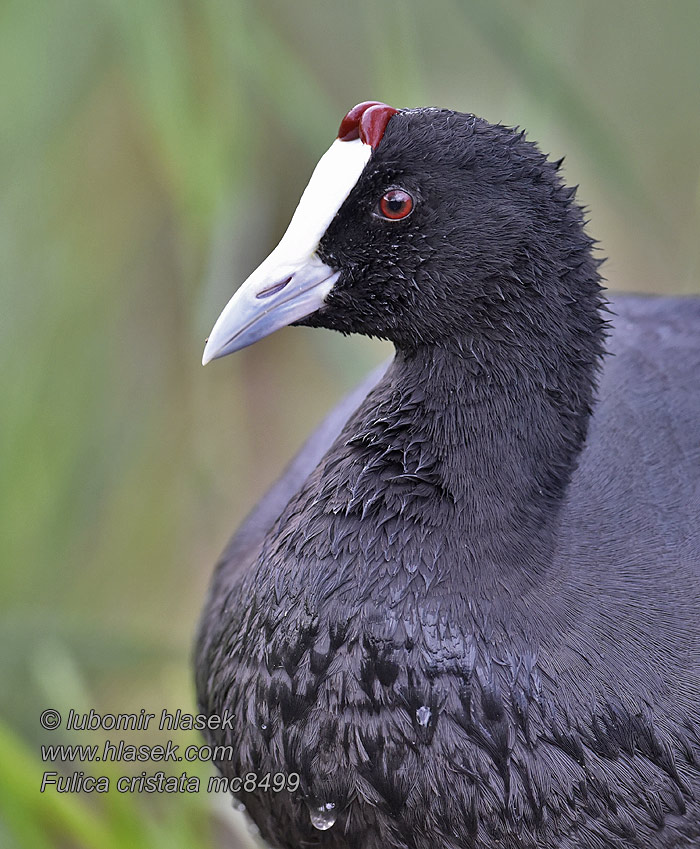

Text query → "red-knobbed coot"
[196,103,700,848]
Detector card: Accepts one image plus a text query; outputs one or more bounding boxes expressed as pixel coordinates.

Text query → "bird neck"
[344,337,595,586]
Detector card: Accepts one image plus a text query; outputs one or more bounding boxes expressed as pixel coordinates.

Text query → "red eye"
[378,189,414,220]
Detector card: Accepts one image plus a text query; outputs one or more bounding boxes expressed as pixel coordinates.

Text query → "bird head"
[202,102,603,363]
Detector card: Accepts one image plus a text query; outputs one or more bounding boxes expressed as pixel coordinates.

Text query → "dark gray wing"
[560,292,700,628]
[566,292,700,551]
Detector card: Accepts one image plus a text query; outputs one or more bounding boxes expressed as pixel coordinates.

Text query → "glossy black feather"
[196,109,700,848]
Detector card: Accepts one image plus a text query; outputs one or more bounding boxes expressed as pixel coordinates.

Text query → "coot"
[196,103,700,848]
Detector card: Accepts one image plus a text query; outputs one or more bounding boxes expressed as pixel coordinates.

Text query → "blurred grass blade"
[456,0,654,213]
[0,717,120,849]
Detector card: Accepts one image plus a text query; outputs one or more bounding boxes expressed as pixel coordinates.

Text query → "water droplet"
[416,705,431,726]
[232,800,246,813]
[260,723,267,730]
[308,801,337,831]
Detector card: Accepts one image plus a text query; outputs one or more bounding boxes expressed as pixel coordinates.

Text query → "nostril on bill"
[256,276,293,299]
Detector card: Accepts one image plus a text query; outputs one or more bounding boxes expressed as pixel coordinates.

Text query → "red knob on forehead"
[337,101,398,147]
[338,101,382,141]
[359,103,399,148]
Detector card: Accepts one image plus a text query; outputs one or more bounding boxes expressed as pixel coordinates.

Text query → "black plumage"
[196,107,700,848]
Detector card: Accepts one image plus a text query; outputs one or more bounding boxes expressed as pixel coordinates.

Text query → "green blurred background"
[1,0,699,846]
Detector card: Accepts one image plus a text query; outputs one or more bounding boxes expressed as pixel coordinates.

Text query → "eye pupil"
[379,189,414,220]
